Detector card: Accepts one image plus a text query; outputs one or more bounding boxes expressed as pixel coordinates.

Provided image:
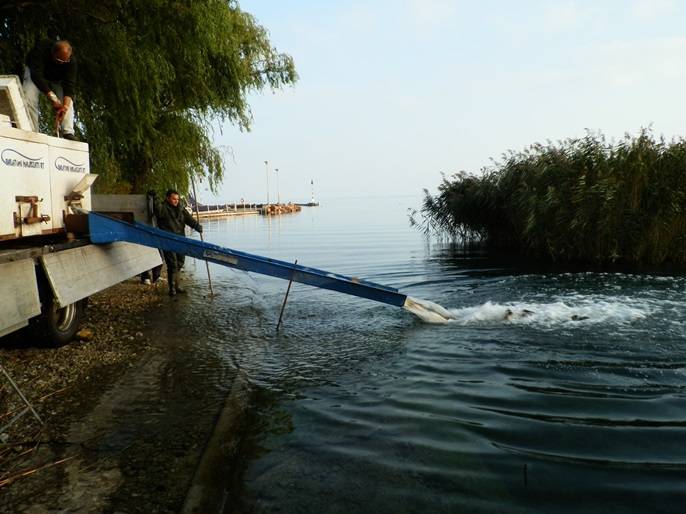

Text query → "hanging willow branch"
[0,0,298,195]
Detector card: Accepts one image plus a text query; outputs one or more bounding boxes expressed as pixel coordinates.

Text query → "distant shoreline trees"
[0,0,297,194]
[413,130,686,266]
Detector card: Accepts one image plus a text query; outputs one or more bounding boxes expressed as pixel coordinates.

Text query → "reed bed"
[413,129,686,265]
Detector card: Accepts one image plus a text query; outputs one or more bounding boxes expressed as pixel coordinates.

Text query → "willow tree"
[0,0,297,193]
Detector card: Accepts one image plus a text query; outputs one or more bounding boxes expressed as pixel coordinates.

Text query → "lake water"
[182,195,686,513]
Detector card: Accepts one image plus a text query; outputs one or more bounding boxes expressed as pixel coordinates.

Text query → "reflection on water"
[180,196,686,513]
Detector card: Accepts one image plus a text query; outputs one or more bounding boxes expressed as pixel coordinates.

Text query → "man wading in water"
[152,189,203,296]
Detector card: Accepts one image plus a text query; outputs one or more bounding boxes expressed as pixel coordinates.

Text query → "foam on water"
[446,298,652,327]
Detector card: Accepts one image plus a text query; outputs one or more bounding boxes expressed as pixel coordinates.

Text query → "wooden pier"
[190,200,309,218]
[191,203,259,219]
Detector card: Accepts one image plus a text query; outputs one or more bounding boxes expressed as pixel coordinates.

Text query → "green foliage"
[0,0,297,193]
[416,129,686,265]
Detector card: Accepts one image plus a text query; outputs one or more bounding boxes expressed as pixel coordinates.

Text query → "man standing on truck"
[22,39,78,140]
[153,189,203,296]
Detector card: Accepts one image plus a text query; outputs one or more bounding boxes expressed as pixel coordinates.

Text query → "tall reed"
[414,129,686,265]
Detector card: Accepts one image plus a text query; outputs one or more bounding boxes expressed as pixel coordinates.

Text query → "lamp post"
[275,168,280,205]
[264,160,270,207]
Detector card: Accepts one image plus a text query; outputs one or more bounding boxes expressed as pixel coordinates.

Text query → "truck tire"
[39,296,86,347]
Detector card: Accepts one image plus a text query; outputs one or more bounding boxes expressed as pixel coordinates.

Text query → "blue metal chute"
[87,212,408,308]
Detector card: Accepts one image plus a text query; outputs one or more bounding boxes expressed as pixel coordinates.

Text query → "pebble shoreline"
[1,279,163,424]
[0,278,189,511]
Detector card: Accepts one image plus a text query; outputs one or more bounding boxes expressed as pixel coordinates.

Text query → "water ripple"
[184,197,686,513]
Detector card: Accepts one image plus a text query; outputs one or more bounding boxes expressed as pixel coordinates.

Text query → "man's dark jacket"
[26,40,78,97]
[155,200,201,235]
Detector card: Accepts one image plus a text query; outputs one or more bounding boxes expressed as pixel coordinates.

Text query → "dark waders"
[164,251,186,295]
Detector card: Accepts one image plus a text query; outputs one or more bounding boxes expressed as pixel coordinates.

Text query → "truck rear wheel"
[39,296,86,347]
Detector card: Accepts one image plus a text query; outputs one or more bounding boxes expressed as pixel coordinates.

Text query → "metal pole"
[276,259,298,331]
[0,362,43,425]
[190,176,214,297]
[275,168,280,205]
[264,160,270,208]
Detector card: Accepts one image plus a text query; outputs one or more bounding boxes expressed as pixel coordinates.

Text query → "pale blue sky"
[206,0,686,203]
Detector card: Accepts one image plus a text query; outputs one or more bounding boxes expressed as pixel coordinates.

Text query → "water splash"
[446,300,651,327]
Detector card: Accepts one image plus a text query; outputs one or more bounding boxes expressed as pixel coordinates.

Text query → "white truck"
[0,75,162,345]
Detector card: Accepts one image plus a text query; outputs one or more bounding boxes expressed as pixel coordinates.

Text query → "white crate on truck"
[0,125,93,239]
[0,128,52,237]
[48,134,92,229]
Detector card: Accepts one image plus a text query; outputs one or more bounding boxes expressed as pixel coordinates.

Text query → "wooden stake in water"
[190,176,214,298]
[277,259,298,331]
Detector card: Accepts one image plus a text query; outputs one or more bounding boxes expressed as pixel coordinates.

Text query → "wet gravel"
[1,279,161,427]
[0,277,234,513]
